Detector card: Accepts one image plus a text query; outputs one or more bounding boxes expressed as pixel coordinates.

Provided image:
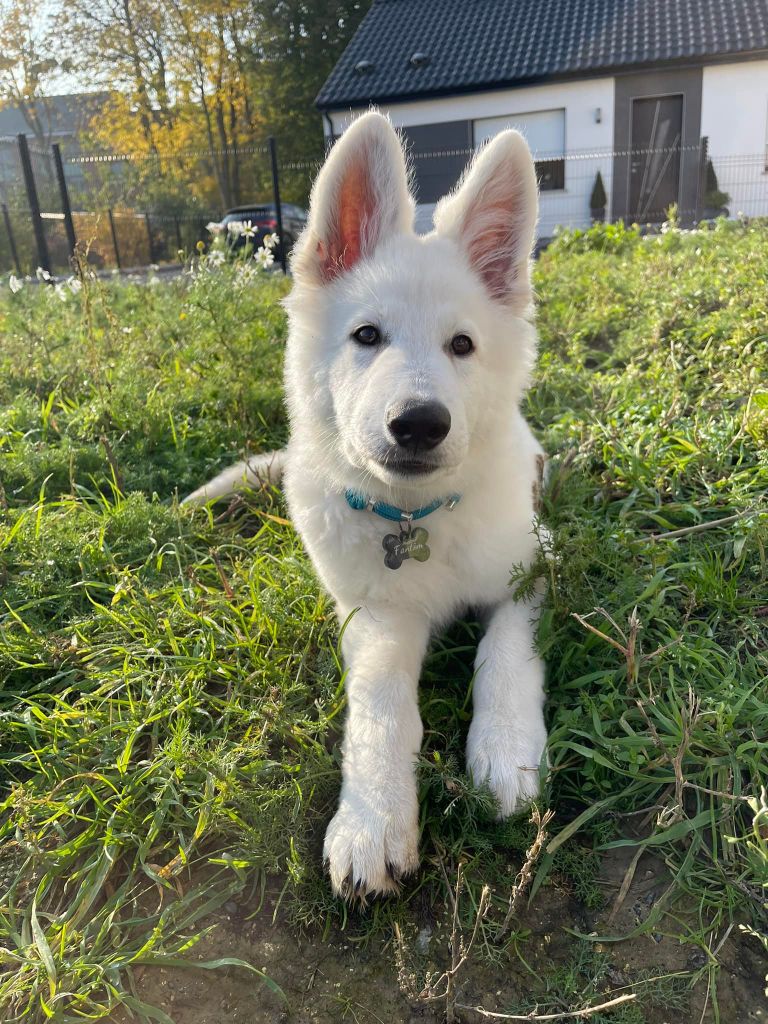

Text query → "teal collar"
[345,488,461,523]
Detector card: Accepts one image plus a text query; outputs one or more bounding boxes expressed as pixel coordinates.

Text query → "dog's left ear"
[292,111,414,285]
[434,130,538,309]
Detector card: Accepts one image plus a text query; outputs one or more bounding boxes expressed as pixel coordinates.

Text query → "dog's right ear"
[292,112,414,285]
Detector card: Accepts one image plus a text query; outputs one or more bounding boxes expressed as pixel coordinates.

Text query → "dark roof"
[0,93,109,140]
[317,0,768,109]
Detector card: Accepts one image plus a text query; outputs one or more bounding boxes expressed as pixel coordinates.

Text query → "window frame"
[473,109,567,193]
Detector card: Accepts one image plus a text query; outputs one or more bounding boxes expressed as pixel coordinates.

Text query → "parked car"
[220,203,307,261]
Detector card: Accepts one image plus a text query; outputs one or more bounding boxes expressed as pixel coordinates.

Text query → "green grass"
[0,221,766,1023]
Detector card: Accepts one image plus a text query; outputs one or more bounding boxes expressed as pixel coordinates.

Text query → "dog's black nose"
[387,401,451,451]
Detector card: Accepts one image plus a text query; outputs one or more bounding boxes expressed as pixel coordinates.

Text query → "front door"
[629,95,683,222]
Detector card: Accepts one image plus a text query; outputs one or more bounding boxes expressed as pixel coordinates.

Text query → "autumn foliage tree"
[55,0,370,211]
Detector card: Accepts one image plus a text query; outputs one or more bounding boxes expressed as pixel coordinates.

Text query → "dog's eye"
[450,334,474,357]
[353,325,381,346]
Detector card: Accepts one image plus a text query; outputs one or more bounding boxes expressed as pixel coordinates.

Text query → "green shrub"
[703,158,730,213]
[589,170,607,213]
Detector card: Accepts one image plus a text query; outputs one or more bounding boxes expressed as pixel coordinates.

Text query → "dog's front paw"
[466,715,547,818]
[323,789,419,898]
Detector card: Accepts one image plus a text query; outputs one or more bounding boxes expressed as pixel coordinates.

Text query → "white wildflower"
[67,276,82,294]
[234,262,258,288]
[206,249,226,267]
[206,221,224,236]
[239,220,256,241]
[54,282,68,301]
[36,267,52,282]
[9,274,23,294]
[255,246,274,269]
[227,220,244,235]
[263,232,279,250]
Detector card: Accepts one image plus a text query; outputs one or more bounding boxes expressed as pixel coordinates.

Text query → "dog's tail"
[181,449,285,506]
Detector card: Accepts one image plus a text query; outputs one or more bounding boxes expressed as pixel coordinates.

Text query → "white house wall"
[701,60,768,218]
[327,78,615,236]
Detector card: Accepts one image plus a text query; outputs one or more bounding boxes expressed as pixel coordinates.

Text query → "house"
[0,93,109,144]
[317,0,768,235]
[0,94,109,202]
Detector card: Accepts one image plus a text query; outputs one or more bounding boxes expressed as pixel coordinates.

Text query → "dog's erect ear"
[292,111,413,284]
[433,130,538,308]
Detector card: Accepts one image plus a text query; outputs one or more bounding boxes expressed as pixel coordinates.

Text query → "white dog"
[186,112,547,898]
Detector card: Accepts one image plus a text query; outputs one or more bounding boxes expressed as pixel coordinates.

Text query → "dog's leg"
[466,599,547,817]
[324,603,428,898]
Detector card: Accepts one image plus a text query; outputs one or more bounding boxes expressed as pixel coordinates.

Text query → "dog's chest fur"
[283,414,543,625]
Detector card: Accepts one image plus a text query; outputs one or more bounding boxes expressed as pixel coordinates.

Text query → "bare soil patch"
[113,851,767,1024]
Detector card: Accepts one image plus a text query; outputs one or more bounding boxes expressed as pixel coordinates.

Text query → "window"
[474,109,566,191]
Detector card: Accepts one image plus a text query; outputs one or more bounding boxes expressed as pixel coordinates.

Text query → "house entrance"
[629,95,683,221]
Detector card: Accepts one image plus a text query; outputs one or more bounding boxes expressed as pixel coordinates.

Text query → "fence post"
[17,133,50,275]
[267,136,287,274]
[1,202,22,275]
[108,209,121,270]
[695,136,709,223]
[144,212,155,265]
[174,216,182,255]
[51,143,77,262]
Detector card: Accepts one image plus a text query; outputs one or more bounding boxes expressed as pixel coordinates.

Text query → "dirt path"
[113,852,767,1023]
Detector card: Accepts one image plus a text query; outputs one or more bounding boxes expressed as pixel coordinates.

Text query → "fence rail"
[1,132,767,277]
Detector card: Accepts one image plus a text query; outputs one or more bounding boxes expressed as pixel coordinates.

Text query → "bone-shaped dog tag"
[382,526,430,570]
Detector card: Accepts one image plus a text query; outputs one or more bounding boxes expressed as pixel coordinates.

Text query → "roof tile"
[318,0,768,109]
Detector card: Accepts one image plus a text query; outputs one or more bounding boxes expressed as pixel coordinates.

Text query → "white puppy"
[186,112,547,898]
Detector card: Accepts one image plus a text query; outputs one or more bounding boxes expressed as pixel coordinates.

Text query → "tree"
[589,171,607,220]
[60,0,265,207]
[703,157,730,215]
[60,0,175,151]
[255,1,371,150]
[0,0,70,148]
[245,1,371,202]
[55,0,373,211]
[165,0,265,207]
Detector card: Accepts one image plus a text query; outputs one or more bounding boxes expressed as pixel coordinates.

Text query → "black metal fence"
[406,139,768,236]
[1,131,767,277]
[0,133,316,276]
